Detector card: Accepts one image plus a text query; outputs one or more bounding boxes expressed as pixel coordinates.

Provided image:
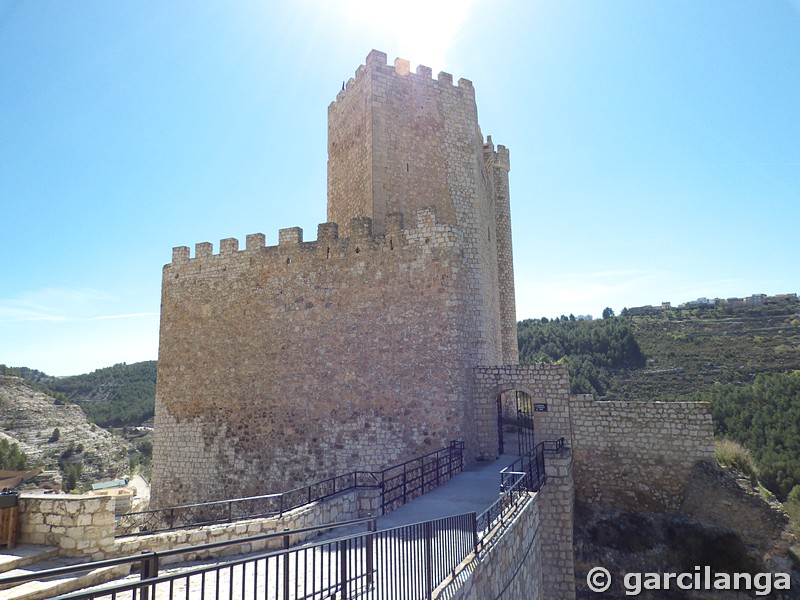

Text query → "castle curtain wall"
[152,215,475,505]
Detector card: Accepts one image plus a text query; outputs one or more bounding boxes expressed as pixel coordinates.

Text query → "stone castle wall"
[328,50,480,237]
[570,395,716,511]
[152,51,518,508]
[486,140,518,364]
[152,209,479,506]
[539,450,577,598]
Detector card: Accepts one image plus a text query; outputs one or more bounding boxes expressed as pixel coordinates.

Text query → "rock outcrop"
[0,376,131,487]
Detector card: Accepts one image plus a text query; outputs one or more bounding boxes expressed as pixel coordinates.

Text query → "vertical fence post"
[424,520,434,600]
[283,531,290,600]
[140,551,159,600]
[471,512,479,555]
[380,470,386,515]
[339,538,349,600]
[403,463,407,504]
[366,517,375,589]
[448,441,453,480]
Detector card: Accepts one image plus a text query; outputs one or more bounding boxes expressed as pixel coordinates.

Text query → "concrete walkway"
[377,451,518,529]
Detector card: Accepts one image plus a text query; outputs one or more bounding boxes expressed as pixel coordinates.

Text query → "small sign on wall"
[534,403,548,412]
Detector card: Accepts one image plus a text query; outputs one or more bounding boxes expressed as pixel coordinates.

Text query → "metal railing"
[0,517,376,596]
[477,437,566,548]
[8,438,565,600]
[380,440,464,514]
[117,442,464,537]
[47,512,477,600]
[476,469,532,545]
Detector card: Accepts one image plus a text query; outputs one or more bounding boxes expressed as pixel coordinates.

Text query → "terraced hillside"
[0,375,133,488]
[606,304,800,401]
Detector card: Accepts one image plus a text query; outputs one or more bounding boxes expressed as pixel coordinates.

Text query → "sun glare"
[336,0,478,69]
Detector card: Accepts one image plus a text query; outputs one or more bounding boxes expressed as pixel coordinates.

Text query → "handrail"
[476,437,567,548]
[11,438,562,598]
[0,516,376,588]
[50,512,477,600]
[117,440,465,537]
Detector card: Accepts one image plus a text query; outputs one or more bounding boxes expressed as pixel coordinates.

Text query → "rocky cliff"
[0,376,132,488]
[574,461,799,599]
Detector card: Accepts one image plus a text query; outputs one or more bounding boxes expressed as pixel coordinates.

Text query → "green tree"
[518,315,646,396]
[0,439,29,470]
[703,371,800,500]
[61,462,83,492]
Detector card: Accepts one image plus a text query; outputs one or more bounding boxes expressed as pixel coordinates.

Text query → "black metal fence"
[117,442,464,538]
[8,438,566,600]
[478,437,566,547]
[50,512,477,600]
[380,441,465,514]
[0,517,375,599]
[475,468,532,545]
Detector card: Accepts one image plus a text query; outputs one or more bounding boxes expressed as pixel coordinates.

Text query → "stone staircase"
[0,544,130,600]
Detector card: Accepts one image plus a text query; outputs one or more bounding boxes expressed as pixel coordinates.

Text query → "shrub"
[716,438,758,482]
[786,485,800,541]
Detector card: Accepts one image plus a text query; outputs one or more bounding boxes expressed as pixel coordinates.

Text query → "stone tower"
[328,49,517,365]
[151,50,518,506]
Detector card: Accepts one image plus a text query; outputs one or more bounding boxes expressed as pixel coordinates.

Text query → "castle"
[150,51,714,523]
[151,50,521,505]
[8,51,779,600]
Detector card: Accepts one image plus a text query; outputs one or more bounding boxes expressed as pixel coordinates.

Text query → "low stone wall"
[117,487,381,563]
[539,449,576,599]
[18,487,380,562]
[18,494,116,560]
[440,492,543,600]
[570,395,715,511]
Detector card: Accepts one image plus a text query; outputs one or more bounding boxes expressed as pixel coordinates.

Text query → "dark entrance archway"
[496,389,535,456]
[472,365,572,462]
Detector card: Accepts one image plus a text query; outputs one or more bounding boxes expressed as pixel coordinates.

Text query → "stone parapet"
[570,395,715,511]
[18,493,116,560]
[117,487,378,563]
[440,493,543,600]
[17,487,379,563]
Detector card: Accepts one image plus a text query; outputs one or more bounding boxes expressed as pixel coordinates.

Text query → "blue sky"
[1,1,798,376]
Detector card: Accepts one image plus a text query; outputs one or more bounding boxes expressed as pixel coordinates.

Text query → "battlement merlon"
[330,49,476,109]
[166,207,463,265]
[483,135,511,172]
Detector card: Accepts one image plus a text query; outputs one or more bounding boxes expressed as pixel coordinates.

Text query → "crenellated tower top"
[327,49,489,237]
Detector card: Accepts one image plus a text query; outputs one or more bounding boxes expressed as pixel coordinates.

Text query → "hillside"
[4,361,157,428]
[607,303,800,401]
[0,375,133,488]
[518,297,800,507]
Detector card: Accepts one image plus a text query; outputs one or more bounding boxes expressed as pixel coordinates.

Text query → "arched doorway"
[496,389,535,456]
[473,364,571,463]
